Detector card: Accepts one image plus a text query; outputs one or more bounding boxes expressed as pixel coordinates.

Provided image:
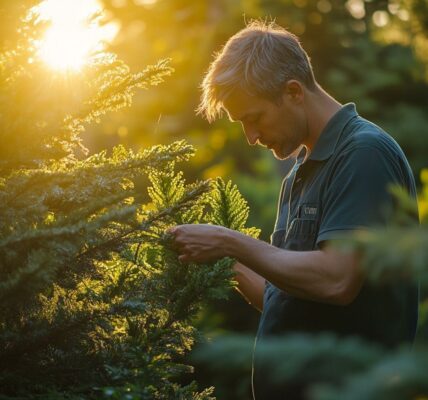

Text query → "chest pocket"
[271,202,320,251]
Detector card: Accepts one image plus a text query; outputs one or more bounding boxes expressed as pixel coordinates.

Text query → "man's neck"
[303,84,342,152]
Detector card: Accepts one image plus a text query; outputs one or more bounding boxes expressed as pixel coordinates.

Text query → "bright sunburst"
[35,0,118,71]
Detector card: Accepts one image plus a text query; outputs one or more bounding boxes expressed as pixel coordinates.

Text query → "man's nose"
[242,123,260,146]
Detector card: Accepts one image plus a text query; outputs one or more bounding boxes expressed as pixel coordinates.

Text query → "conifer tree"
[0,2,259,398]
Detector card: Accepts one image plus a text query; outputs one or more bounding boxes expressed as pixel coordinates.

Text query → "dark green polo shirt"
[252,103,419,400]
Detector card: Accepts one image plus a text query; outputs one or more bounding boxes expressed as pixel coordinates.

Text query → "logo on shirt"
[304,206,317,215]
[298,203,318,220]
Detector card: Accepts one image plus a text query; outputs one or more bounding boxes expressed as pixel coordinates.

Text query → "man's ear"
[283,80,304,104]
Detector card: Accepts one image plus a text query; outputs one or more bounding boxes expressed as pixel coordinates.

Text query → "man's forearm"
[233,262,265,312]
[226,230,363,306]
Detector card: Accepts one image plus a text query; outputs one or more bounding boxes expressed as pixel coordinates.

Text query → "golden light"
[34,0,119,71]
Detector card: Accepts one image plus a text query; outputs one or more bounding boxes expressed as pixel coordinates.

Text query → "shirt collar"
[307,103,358,162]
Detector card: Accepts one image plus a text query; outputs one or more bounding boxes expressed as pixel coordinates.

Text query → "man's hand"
[168,224,231,263]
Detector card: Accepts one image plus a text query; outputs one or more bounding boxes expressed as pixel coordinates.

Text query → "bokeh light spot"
[346,0,366,19]
[317,0,332,14]
[373,11,390,27]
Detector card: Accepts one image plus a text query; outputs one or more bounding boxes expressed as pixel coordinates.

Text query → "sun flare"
[35,0,118,71]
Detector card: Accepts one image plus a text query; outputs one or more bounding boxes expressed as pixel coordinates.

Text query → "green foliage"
[194,333,428,400]
[0,2,259,399]
[193,334,384,385]
[314,348,428,400]
[204,178,260,239]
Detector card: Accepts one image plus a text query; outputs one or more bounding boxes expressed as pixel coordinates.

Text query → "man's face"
[222,87,308,160]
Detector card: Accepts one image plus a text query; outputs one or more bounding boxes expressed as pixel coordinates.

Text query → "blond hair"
[197,20,316,122]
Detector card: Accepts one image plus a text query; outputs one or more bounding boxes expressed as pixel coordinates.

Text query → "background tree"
[0,2,259,398]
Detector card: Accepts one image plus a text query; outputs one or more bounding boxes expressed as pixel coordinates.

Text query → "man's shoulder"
[331,115,416,191]
[339,116,404,158]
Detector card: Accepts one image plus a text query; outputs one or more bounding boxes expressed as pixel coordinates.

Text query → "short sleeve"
[317,145,404,246]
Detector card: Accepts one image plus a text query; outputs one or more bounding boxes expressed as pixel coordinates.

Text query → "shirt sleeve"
[316,144,405,246]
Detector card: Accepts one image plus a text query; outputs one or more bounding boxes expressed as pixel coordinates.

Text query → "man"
[169,21,419,399]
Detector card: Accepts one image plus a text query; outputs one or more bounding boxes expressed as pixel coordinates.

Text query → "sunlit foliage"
[0,2,259,398]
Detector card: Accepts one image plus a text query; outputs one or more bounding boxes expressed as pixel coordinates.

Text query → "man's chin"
[272,150,287,160]
[272,145,301,161]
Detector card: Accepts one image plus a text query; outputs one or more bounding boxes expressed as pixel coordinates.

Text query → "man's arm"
[170,224,364,306]
[233,262,265,312]
[229,230,363,306]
